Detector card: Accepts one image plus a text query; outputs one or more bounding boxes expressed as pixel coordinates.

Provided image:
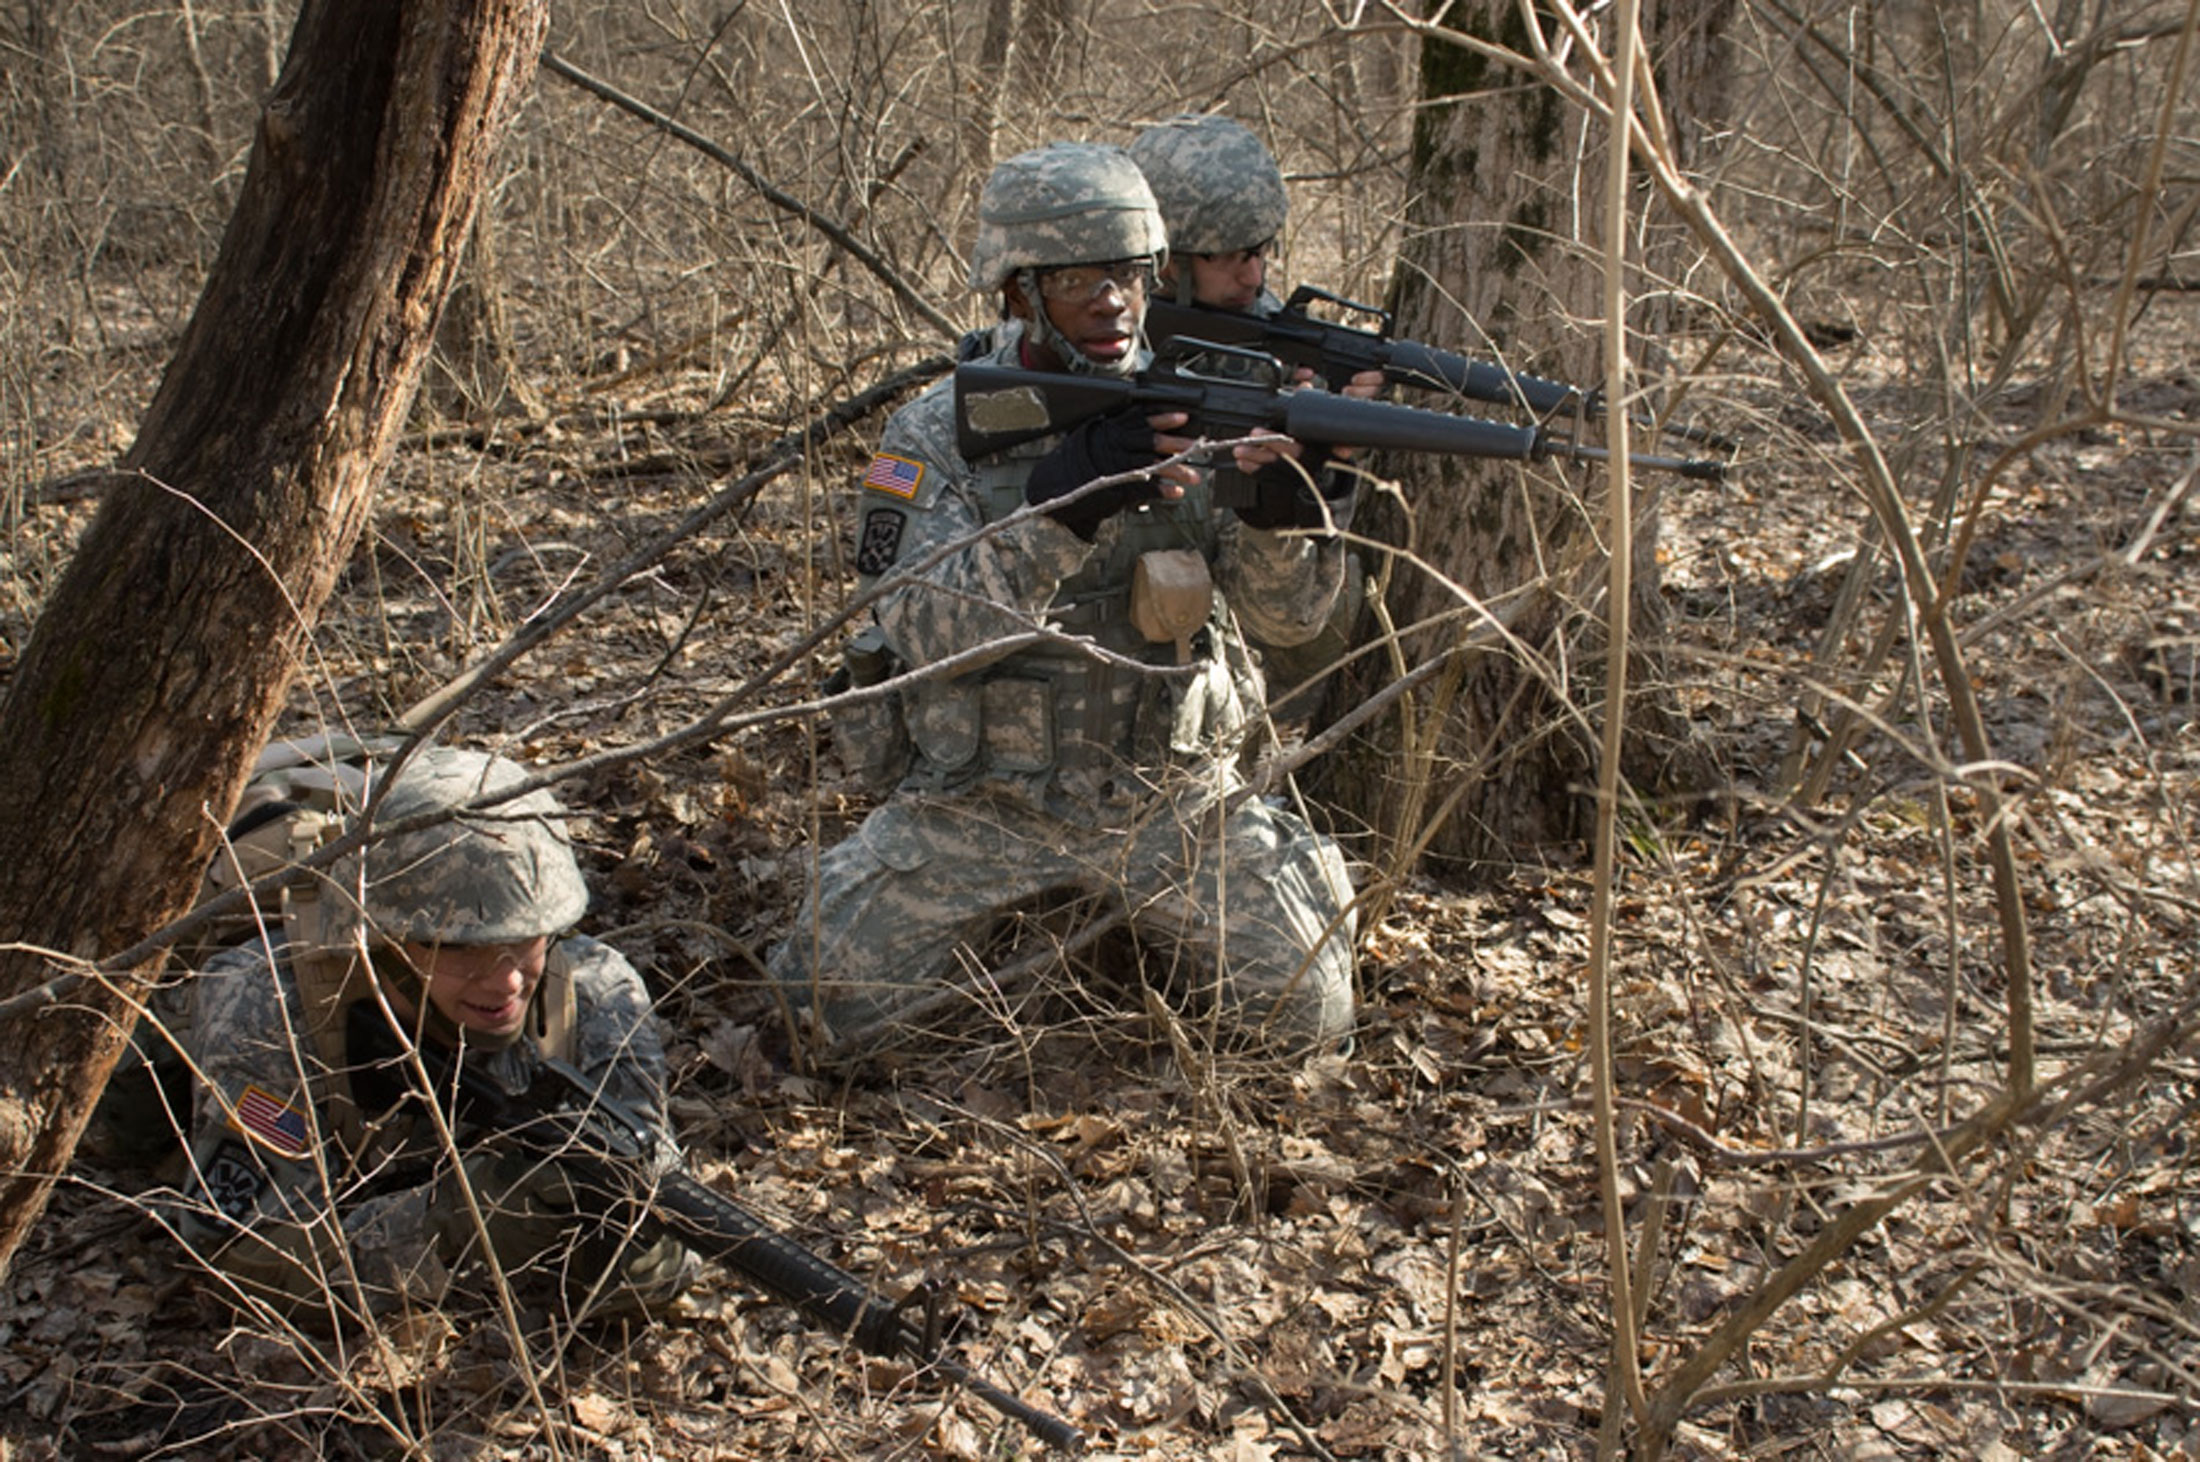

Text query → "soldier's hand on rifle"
[433,1144,582,1270]
[1233,447,1353,531]
[1231,385,1367,532]
[1227,429,1301,476]
[1025,406,1194,541]
[1283,363,1384,401]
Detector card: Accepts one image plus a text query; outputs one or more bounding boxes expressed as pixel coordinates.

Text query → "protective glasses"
[1035,259,1156,303]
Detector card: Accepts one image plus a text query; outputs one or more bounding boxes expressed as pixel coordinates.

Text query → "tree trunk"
[0,0,547,1277]
[962,0,1018,180]
[1314,0,1730,881]
[17,1,72,185]
[1020,0,1077,86]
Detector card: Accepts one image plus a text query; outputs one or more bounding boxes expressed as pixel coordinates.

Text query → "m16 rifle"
[355,1006,1083,1453]
[956,339,1730,494]
[1146,285,1736,453]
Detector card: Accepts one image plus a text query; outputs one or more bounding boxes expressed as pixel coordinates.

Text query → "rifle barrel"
[1279,389,1538,458]
[1540,438,1728,482]
[953,361,1727,481]
[646,1167,1086,1452]
[646,1169,906,1353]
[1145,296,1739,453]
[1382,338,1587,417]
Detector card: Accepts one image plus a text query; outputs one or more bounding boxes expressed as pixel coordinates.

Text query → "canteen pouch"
[827,624,911,793]
[1129,549,1213,663]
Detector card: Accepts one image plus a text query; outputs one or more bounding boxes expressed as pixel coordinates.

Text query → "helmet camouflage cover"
[337,746,589,947]
[967,141,1167,293]
[1127,113,1288,256]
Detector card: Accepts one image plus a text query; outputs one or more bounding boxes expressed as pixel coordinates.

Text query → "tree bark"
[1020,0,1077,86]
[15,0,72,185]
[0,0,547,1276]
[1314,0,1730,878]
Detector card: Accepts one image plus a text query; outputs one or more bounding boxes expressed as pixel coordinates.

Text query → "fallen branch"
[396,355,949,733]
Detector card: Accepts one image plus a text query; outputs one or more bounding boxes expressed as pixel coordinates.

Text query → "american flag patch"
[233,1084,310,1157]
[862,453,924,499]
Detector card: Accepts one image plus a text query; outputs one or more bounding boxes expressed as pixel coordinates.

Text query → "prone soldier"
[158,745,696,1323]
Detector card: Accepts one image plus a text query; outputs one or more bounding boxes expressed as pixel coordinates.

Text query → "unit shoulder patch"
[856,508,906,577]
[202,1139,267,1226]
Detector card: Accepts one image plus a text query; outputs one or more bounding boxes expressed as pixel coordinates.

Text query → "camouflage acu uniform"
[775,315,1357,1055]
[173,933,673,1315]
[112,746,691,1321]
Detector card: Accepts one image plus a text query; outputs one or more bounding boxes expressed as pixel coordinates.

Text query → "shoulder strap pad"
[532,946,579,1064]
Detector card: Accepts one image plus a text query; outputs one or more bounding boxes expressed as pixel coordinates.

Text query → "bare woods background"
[1,2,2197,1459]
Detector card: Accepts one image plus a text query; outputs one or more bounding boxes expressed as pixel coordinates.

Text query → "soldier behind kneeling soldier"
[99,745,697,1325]
[1128,113,1387,721]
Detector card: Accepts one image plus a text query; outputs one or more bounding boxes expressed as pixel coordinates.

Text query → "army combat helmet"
[337,746,588,949]
[968,142,1166,378]
[968,141,1167,292]
[1128,114,1287,293]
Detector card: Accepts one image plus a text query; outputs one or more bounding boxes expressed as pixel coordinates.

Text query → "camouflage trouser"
[770,777,1356,1055]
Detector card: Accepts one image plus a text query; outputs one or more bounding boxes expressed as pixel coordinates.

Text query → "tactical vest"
[897,448,1249,799]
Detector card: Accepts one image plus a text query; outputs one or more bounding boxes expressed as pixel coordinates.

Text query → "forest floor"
[0,293,2196,1461]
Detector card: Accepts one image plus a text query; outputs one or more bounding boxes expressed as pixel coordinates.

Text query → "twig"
[714,137,931,412]
[1583,0,1649,1441]
[395,356,949,734]
[925,1097,1342,1462]
[1591,10,2044,1103]
[1621,1097,1996,1169]
[1690,1262,1986,1410]
[1645,969,2200,1435]
[540,52,960,343]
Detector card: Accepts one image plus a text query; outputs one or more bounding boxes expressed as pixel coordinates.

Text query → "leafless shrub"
[1463,0,2200,1454]
[8,0,2199,1457]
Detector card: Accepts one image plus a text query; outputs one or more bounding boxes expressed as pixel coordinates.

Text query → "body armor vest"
[899,448,1239,798]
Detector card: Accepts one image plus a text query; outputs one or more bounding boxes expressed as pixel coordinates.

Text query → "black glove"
[1232,446,1352,531]
[1024,409,1169,541]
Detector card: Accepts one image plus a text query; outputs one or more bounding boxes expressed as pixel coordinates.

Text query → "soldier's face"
[401,935,551,1037]
[1176,242,1271,312]
[1007,263,1147,369]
